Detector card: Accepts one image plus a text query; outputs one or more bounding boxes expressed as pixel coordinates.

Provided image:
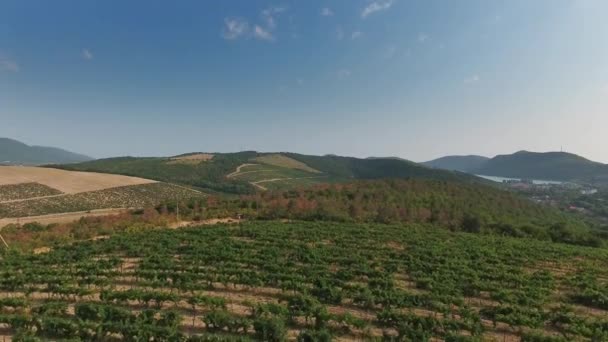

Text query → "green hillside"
[423,155,490,172]
[53,152,483,194]
[476,151,608,183]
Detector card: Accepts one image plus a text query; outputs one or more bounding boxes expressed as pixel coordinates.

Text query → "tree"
[253,316,286,342]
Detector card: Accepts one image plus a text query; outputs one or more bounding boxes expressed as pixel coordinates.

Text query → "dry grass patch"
[254,154,320,173]
[167,153,214,165]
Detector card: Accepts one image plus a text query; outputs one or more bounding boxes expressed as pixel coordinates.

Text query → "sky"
[1,0,608,162]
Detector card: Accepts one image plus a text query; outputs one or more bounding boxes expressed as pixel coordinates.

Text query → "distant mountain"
[423,155,490,172]
[475,150,608,183]
[0,138,93,165]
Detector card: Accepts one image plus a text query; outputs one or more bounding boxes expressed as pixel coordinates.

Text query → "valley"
[2,148,608,341]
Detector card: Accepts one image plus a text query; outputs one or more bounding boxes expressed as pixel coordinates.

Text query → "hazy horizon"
[2,0,607,162]
[2,135,604,165]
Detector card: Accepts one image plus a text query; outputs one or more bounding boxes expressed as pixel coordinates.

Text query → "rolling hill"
[426,150,608,184]
[54,152,484,194]
[475,151,608,183]
[0,137,92,165]
[423,155,490,172]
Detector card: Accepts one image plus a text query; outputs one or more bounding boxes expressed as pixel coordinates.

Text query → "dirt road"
[226,164,259,178]
[251,176,327,191]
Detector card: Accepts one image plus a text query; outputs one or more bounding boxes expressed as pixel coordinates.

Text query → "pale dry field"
[0,166,156,194]
[254,154,321,173]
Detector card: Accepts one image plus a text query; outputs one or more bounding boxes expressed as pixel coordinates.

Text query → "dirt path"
[165,183,204,194]
[0,193,67,204]
[226,163,259,178]
[228,170,276,177]
[0,208,131,228]
[227,163,327,191]
[168,217,242,229]
[251,176,327,191]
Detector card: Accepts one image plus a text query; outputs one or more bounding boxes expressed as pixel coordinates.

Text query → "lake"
[476,174,563,185]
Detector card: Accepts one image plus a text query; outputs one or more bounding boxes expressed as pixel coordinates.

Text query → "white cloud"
[321,7,333,16]
[351,31,363,40]
[222,17,249,40]
[603,84,608,94]
[464,75,480,84]
[253,25,274,41]
[418,33,429,43]
[261,6,286,29]
[361,0,395,18]
[337,69,352,78]
[222,7,285,42]
[82,49,94,60]
[0,56,19,72]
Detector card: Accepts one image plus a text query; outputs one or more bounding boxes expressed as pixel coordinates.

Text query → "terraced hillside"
[55,152,482,194]
[1,221,608,341]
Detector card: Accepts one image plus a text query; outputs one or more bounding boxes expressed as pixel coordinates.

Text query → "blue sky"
[1,0,607,162]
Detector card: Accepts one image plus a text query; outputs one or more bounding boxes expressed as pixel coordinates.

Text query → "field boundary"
[0,208,131,228]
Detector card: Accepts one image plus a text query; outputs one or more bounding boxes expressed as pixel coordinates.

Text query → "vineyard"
[0,183,62,202]
[0,183,204,218]
[2,221,608,341]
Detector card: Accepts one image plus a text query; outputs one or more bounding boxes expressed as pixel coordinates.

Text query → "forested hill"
[0,137,92,165]
[54,152,483,194]
[475,150,608,183]
[423,155,489,172]
[284,153,481,183]
[231,178,600,246]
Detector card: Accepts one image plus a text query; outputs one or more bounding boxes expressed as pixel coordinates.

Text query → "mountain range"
[4,135,608,187]
[424,150,608,183]
[0,138,92,165]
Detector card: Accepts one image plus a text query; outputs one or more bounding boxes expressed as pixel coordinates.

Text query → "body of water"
[476,174,563,185]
